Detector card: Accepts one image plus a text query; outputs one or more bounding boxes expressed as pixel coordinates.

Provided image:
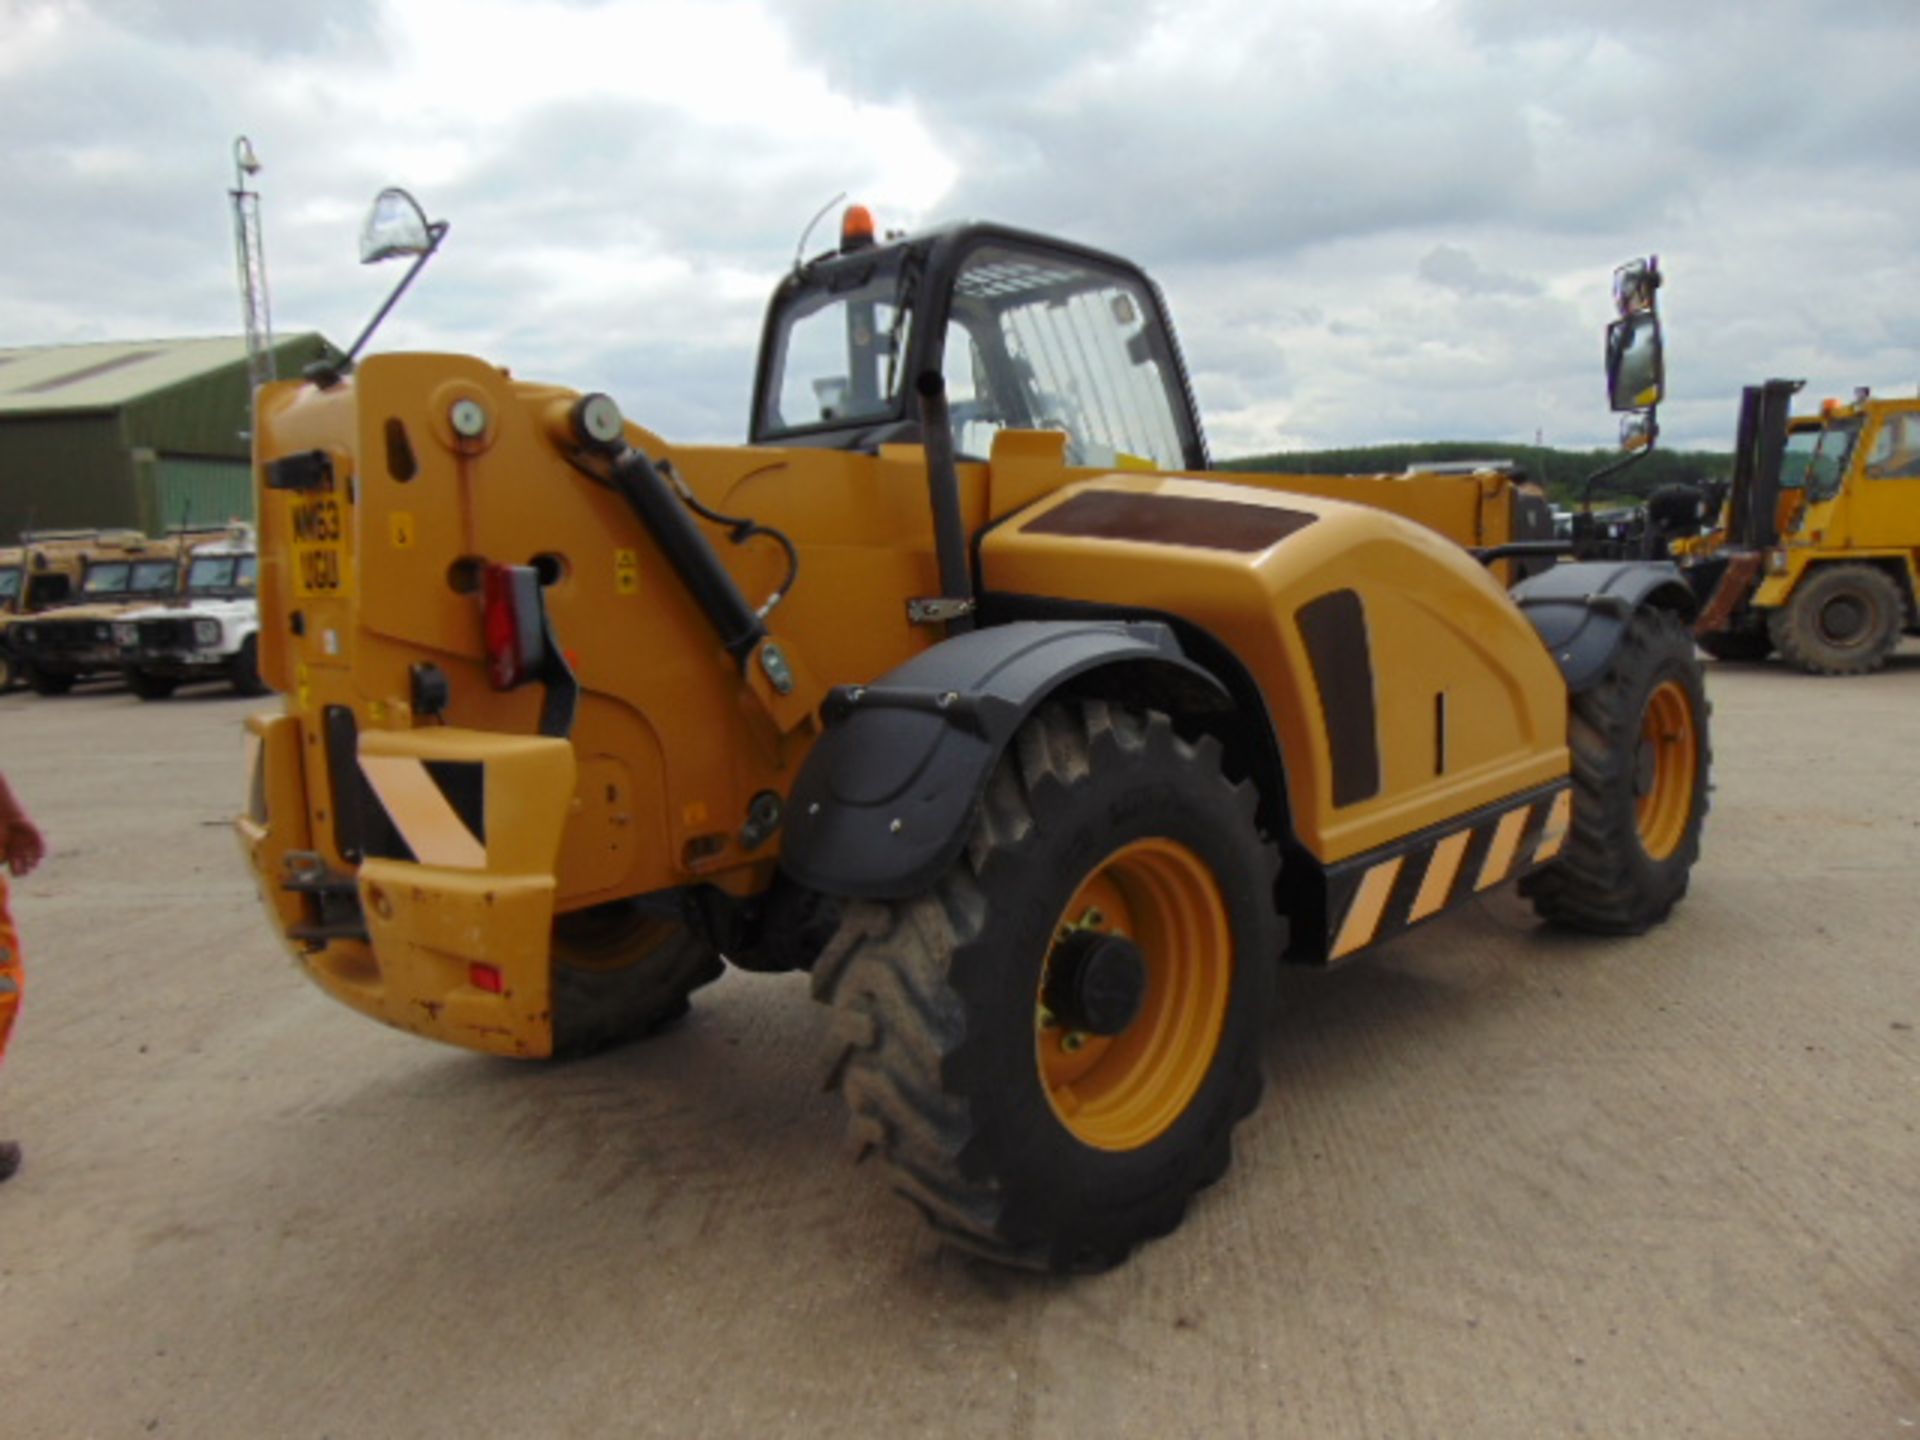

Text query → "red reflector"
[482,565,520,689]
[469,962,504,994]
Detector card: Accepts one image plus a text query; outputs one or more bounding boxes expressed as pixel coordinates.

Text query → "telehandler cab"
[238,197,1709,1270]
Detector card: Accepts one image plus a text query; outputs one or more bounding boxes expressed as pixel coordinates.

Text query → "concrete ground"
[1,652,1916,1440]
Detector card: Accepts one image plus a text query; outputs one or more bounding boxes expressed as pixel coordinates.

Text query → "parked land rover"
[114,525,266,698]
[6,537,197,694]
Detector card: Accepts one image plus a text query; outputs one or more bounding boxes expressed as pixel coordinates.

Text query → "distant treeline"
[1218,441,1735,506]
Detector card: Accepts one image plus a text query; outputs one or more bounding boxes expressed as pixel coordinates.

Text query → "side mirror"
[1607,309,1664,413]
[1619,411,1658,453]
[359,187,444,264]
[1613,257,1660,316]
[308,186,452,387]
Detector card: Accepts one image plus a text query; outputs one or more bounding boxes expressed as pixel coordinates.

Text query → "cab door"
[1838,404,1920,550]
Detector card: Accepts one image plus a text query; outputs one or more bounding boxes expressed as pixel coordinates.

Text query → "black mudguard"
[779,620,1229,900]
[1511,560,1698,693]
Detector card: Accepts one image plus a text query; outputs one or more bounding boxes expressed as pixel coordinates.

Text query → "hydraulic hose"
[606,446,766,662]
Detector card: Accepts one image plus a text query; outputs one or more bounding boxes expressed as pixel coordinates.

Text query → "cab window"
[1804,418,1862,503]
[941,247,1187,469]
[762,258,911,434]
[1864,412,1920,479]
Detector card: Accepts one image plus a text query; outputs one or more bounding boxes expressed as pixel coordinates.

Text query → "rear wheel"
[1696,626,1772,663]
[1768,564,1903,675]
[813,701,1281,1272]
[125,669,177,701]
[1523,607,1710,934]
[549,901,723,1058]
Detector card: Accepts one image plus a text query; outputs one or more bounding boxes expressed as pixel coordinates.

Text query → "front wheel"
[24,665,73,696]
[1523,606,1711,934]
[1768,564,1904,675]
[813,701,1281,1272]
[230,635,271,697]
[124,669,177,701]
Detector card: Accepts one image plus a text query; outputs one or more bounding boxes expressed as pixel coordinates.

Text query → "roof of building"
[0,334,323,416]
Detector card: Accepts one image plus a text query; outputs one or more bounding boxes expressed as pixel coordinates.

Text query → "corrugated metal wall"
[148,456,252,531]
[0,333,337,540]
[0,414,136,541]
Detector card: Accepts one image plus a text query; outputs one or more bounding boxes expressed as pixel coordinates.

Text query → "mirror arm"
[1579,417,1659,512]
[338,221,449,371]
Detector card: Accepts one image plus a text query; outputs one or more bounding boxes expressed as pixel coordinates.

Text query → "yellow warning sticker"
[390,512,416,549]
[615,548,640,594]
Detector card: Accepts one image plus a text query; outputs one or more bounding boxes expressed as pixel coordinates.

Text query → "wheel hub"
[1044,929,1147,1037]
[1819,595,1868,645]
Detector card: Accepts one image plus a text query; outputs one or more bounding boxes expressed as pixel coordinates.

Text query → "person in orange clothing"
[0,770,46,1183]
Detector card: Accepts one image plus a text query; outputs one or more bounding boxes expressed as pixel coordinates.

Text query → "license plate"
[290,494,347,597]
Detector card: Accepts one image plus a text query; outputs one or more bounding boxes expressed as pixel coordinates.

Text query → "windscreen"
[1777,426,1821,489]
[761,257,911,435]
[83,562,131,595]
[942,247,1186,469]
[0,568,20,602]
[1805,418,1862,503]
[188,554,256,593]
[130,559,178,592]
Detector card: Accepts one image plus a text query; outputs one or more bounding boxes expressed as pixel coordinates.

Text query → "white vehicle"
[114,526,267,699]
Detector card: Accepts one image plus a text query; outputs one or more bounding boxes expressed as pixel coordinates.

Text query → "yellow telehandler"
[238,194,1709,1270]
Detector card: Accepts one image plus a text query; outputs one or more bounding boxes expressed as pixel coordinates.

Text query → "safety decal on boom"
[1321,785,1571,961]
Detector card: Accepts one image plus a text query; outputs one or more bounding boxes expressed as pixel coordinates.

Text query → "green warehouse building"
[0,333,338,541]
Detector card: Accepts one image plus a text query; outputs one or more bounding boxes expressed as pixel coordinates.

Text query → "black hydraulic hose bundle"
[603,445,768,662]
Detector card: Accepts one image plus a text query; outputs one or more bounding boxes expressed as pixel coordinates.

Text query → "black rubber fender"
[1510,560,1698,693]
[779,620,1230,900]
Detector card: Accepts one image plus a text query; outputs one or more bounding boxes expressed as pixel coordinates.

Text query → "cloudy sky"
[3,0,1917,457]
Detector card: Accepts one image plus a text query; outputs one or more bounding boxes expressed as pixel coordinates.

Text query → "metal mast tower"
[229,136,275,401]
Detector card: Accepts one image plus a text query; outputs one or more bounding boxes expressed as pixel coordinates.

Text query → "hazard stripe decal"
[358,754,487,870]
[1407,830,1471,922]
[1312,780,1573,964]
[1330,856,1404,959]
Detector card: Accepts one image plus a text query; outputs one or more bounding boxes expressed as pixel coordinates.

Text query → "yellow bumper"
[237,712,577,1058]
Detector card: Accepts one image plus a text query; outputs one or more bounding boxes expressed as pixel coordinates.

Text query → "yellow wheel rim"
[1036,837,1232,1152]
[1635,679,1697,861]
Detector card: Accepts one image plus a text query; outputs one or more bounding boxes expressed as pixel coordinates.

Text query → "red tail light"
[469,962,504,994]
[482,563,546,690]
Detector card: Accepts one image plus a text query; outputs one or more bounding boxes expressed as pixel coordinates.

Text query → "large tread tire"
[812,701,1282,1273]
[548,903,724,1059]
[230,634,271,697]
[1523,607,1710,935]
[1767,564,1904,675]
[1696,627,1772,663]
[125,668,177,701]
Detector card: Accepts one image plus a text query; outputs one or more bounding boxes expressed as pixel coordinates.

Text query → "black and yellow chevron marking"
[1317,782,1571,962]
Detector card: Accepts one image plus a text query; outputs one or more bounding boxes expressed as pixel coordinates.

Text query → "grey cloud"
[83,0,384,57]
[1418,244,1540,296]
